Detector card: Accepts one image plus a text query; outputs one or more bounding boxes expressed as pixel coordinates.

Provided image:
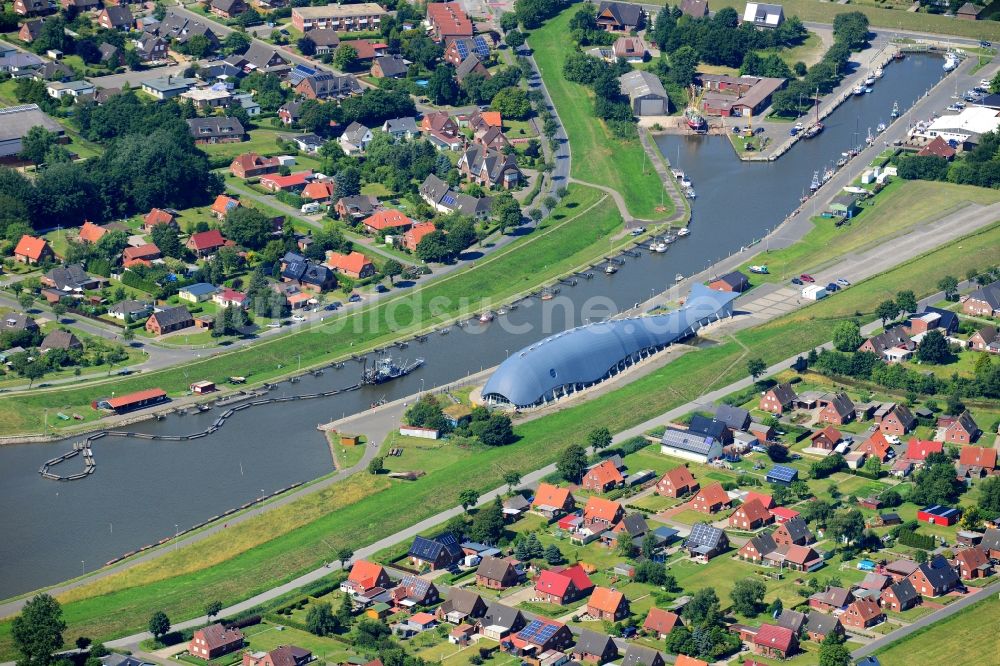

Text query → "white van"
[301,203,321,214]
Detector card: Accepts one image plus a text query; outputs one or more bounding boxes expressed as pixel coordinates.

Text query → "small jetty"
[39,440,95,481]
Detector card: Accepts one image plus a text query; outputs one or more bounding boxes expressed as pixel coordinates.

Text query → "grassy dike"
[2,212,999,659]
[529,9,672,220]
[0,185,623,436]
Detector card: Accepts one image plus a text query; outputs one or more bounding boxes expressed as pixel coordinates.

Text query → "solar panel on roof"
[455,40,468,59]
[473,35,489,58]
[441,193,456,205]
[767,465,798,482]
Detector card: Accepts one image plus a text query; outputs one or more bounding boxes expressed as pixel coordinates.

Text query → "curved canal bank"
[0,54,946,599]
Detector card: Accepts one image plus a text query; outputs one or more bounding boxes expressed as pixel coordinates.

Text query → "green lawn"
[875,594,1000,666]
[762,30,826,68]
[4,199,1000,658]
[736,180,1000,284]
[530,8,672,220]
[200,129,291,161]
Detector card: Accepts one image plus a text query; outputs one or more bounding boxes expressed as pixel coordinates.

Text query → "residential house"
[281,252,337,291]
[582,496,624,532]
[952,546,992,580]
[134,33,168,62]
[962,280,1000,317]
[908,556,960,597]
[474,125,510,152]
[885,559,920,582]
[290,3,386,32]
[261,171,313,193]
[765,544,823,572]
[729,498,772,530]
[188,624,244,660]
[619,69,669,115]
[233,43,288,74]
[880,579,920,612]
[773,516,813,546]
[622,645,666,666]
[739,532,777,563]
[14,0,54,15]
[751,624,797,660]
[642,607,680,639]
[292,134,324,154]
[675,658,709,666]
[770,506,800,523]
[532,564,593,605]
[187,117,246,144]
[306,29,340,56]
[655,465,698,498]
[180,87,234,110]
[421,111,463,150]
[980,529,1000,559]
[805,613,843,643]
[595,1,644,31]
[47,80,95,100]
[302,181,335,203]
[690,482,730,514]
[143,208,176,231]
[40,330,82,352]
[905,438,943,463]
[210,0,246,19]
[808,426,842,453]
[685,523,728,562]
[145,306,194,335]
[775,610,807,635]
[841,598,884,630]
[407,533,463,570]
[403,222,436,252]
[582,459,625,492]
[444,35,491,66]
[857,431,893,463]
[335,195,380,220]
[531,483,575,517]
[456,53,490,82]
[230,153,280,179]
[743,2,784,28]
[186,229,228,256]
[14,235,54,264]
[426,2,473,43]
[3,313,38,333]
[360,210,411,236]
[122,243,161,266]
[708,271,750,293]
[418,174,492,219]
[760,382,797,414]
[510,618,573,654]
[296,73,361,100]
[944,411,980,444]
[339,122,373,155]
[435,589,487,624]
[659,427,723,463]
[42,264,101,291]
[958,446,996,478]
[878,404,916,436]
[140,76,197,100]
[478,603,526,639]
[179,283,218,303]
[969,326,999,353]
[278,100,304,126]
[326,251,375,280]
[457,145,522,189]
[371,54,408,78]
[818,393,855,425]
[382,117,419,141]
[613,36,647,62]
[97,6,132,30]
[688,414,732,443]
[213,288,247,309]
[241,646,310,666]
[475,556,520,589]
[809,587,853,612]
[715,405,751,433]
[681,0,710,18]
[19,19,47,42]
[393,575,439,606]
[572,629,618,663]
[586,587,628,621]
[0,104,65,159]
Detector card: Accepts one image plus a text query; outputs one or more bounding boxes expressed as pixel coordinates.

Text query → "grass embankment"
[0,186,620,436]
[665,0,1000,42]
[874,594,1000,666]
[530,9,672,220]
[3,209,999,659]
[736,180,1000,283]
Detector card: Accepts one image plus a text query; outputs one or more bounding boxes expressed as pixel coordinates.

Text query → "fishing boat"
[864,75,876,86]
[685,187,696,199]
[680,177,692,188]
[802,123,823,138]
[894,50,904,60]
[943,53,959,71]
[497,307,508,316]
[874,67,884,79]
[671,168,685,179]
[749,265,769,274]
[361,356,424,385]
[823,166,835,183]
[677,227,690,237]
[853,83,865,96]
[809,171,821,192]
[604,264,618,274]
[890,101,900,118]
[685,108,707,132]
[836,157,848,168]
[650,240,669,253]
[866,127,875,145]
[438,327,450,335]
[479,311,495,323]
[675,273,684,282]
[876,121,887,133]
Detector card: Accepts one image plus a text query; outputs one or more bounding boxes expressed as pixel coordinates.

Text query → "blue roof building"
[482,284,738,408]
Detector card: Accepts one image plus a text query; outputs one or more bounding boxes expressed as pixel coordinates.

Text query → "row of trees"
[403,395,515,446]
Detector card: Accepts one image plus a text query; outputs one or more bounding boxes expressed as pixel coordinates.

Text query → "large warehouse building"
[481,284,738,408]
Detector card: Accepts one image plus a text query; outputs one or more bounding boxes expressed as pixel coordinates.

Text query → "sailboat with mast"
[802,87,824,138]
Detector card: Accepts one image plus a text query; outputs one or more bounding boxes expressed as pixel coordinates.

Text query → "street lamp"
[81,560,85,576]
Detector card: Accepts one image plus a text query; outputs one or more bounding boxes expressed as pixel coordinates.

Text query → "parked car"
[375,284,389,293]
[800,273,815,283]
[836,277,851,287]
[980,41,992,48]
[826,282,840,292]
[292,315,306,322]
[324,302,340,311]
[348,294,362,303]
[791,277,803,285]
[630,226,645,236]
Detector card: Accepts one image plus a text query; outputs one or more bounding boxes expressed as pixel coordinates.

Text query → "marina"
[0,53,946,598]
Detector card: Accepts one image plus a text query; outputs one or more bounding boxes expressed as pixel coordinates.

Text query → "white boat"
[479,311,494,323]
[680,177,692,188]
[891,101,899,118]
[749,265,769,274]
[874,67,884,79]
[876,121,886,133]
[677,227,690,237]
[864,75,876,86]
[853,84,865,96]
[497,307,508,315]
[650,241,668,253]
[675,273,684,282]
[671,169,685,179]
[685,187,696,199]
[865,86,873,93]
[604,264,617,274]
[809,171,821,192]
[943,54,958,72]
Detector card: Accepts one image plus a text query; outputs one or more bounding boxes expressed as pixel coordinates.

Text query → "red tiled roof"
[363,209,413,231]
[694,482,729,508]
[906,438,942,461]
[858,431,892,459]
[350,39,387,60]
[661,465,697,489]
[560,564,592,593]
[123,243,160,262]
[734,498,771,524]
[588,586,625,614]
[262,170,313,189]
[585,459,625,487]
[675,656,709,666]
[532,483,571,509]
[643,607,679,635]
[327,250,372,275]
[752,624,795,653]
[210,195,240,217]
[783,544,818,566]
[144,208,175,228]
[583,496,623,522]
[427,2,473,37]
[535,569,571,597]
[959,446,996,468]
[231,152,278,172]
[78,221,107,244]
[847,597,883,622]
[745,491,775,509]
[348,560,385,589]
[770,506,800,521]
[404,221,437,250]
[811,426,842,443]
[917,137,956,159]
[302,181,335,200]
[106,388,167,409]
[14,235,49,261]
[188,229,227,251]
[410,612,435,625]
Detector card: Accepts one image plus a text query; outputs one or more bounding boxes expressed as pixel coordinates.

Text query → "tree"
[910,452,965,505]
[459,488,479,512]
[491,87,531,120]
[917,330,951,364]
[730,578,766,617]
[557,443,587,482]
[223,31,251,55]
[404,394,449,431]
[938,275,959,300]
[19,127,60,165]
[51,303,66,322]
[333,44,358,71]
[767,598,783,618]
[184,34,212,59]
[503,471,522,493]
[832,320,863,352]
[427,64,459,106]
[12,594,66,666]
[504,29,525,48]
[367,456,384,475]
[818,631,851,666]
[382,259,402,285]
[896,290,918,314]
[469,497,505,543]
[747,357,766,382]
[416,229,452,263]
[991,70,1000,94]
[492,193,522,233]
[147,611,170,641]
[669,45,698,86]
[297,36,316,57]
[875,299,899,326]
[150,223,183,258]
[223,206,272,250]
[960,506,983,531]
[828,509,865,545]
[18,292,35,311]
[979,476,1000,514]
[544,544,563,565]
[863,455,882,478]
[336,591,353,626]
[305,602,340,636]
[683,587,721,627]
[586,427,612,451]
[914,549,928,564]
[616,531,634,557]
[205,601,223,621]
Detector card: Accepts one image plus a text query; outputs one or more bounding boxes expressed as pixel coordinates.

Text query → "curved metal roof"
[482,284,738,407]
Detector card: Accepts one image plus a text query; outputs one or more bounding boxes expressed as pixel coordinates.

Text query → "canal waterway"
[0,55,945,598]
